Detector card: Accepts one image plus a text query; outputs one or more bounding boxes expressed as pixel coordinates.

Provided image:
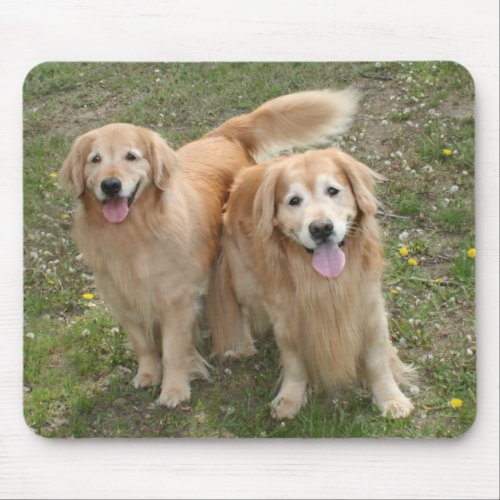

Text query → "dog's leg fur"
[113,314,162,389]
[363,298,413,418]
[207,249,256,359]
[270,316,309,420]
[157,293,208,407]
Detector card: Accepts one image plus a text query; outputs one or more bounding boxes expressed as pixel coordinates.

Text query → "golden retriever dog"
[59,89,360,407]
[208,148,414,419]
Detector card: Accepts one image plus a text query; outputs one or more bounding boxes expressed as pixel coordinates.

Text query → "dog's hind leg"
[207,249,257,359]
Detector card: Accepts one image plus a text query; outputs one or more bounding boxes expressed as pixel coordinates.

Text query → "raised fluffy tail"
[207,88,361,161]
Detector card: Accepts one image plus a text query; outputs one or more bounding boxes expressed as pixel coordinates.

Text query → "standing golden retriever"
[59,89,359,407]
[208,148,414,419]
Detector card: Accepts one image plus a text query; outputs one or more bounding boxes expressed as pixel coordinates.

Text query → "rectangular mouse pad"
[23,62,475,438]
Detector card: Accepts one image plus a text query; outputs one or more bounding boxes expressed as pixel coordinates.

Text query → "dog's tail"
[207,88,361,161]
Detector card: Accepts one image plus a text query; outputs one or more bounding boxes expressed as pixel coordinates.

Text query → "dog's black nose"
[309,219,334,241]
[101,177,122,196]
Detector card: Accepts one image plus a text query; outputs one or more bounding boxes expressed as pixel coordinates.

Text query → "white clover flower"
[398,231,409,242]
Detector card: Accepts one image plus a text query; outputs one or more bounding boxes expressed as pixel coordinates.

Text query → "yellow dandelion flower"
[434,278,442,283]
[467,248,476,259]
[449,398,463,408]
[407,258,418,266]
[60,213,70,220]
[442,149,452,156]
[49,172,58,179]
[399,247,409,257]
[47,279,54,285]
[82,293,94,300]
[390,289,399,295]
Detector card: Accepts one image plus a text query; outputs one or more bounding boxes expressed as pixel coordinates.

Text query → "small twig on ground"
[359,71,394,81]
[406,276,461,287]
[390,318,407,338]
[377,209,410,220]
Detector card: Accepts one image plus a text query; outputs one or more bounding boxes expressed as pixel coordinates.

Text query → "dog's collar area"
[304,239,345,254]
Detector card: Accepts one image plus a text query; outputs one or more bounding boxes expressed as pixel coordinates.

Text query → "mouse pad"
[23,62,475,437]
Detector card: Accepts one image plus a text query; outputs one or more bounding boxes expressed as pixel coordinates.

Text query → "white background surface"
[1,1,498,498]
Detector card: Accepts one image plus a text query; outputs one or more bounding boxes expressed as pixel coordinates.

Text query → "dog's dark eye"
[327,186,340,196]
[91,154,101,164]
[126,152,137,161]
[289,196,302,206]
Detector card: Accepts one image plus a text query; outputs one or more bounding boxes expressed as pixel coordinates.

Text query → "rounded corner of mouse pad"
[23,61,476,439]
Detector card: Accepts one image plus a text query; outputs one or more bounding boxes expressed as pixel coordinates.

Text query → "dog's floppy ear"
[59,132,94,197]
[252,164,282,241]
[145,130,180,191]
[331,150,385,216]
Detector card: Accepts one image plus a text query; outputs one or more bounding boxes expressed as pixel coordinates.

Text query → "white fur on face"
[84,145,151,202]
[276,174,357,250]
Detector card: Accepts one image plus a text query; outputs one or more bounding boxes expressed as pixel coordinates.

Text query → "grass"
[23,61,476,438]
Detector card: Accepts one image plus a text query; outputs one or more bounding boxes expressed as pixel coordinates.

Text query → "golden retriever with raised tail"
[207,148,414,420]
[59,88,360,407]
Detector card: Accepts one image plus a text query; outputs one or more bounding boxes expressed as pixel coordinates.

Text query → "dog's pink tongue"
[312,243,345,278]
[102,197,129,224]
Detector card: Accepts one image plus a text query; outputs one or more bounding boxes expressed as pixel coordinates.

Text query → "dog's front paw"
[270,396,304,420]
[224,344,257,360]
[157,383,191,408]
[133,370,161,389]
[379,397,414,418]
